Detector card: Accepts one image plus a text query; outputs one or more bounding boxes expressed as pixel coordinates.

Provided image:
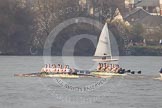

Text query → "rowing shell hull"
[14,73,38,77]
[91,72,127,76]
[14,73,79,79]
[43,74,79,78]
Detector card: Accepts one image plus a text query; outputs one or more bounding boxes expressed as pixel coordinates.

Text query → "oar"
[137,71,142,74]
[124,69,142,74]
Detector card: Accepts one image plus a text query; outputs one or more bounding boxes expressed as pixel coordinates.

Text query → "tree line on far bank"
[0,0,161,56]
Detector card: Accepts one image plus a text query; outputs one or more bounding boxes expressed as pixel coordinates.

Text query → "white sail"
[94,23,112,57]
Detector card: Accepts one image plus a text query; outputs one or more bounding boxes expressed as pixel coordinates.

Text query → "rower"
[44,64,48,72]
[102,63,107,71]
[51,64,56,73]
[65,65,71,74]
[56,64,60,73]
[97,63,101,71]
[100,63,104,71]
[41,64,47,72]
[62,65,66,73]
[47,64,51,73]
[111,65,117,73]
[59,64,63,73]
[107,64,112,72]
[105,65,110,72]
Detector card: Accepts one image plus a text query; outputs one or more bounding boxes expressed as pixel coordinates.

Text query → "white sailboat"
[93,23,118,62]
[91,23,126,76]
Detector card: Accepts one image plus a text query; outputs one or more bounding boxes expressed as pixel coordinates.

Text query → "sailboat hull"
[93,58,118,62]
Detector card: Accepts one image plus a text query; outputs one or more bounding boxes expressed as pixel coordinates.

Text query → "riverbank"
[129,46,162,56]
[1,45,162,56]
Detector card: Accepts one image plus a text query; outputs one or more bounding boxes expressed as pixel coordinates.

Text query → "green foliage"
[130,46,162,56]
[0,0,123,55]
[129,23,144,42]
[143,26,162,45]
[0,0,161,56]
[0,0,35,55]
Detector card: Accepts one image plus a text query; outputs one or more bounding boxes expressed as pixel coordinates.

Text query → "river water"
[0,56,162,108]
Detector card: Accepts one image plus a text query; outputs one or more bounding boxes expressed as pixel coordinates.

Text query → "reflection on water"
[0,56,162,108]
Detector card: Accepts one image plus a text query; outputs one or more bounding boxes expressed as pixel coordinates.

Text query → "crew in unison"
[41,64,74,74]
[97,63,122,73]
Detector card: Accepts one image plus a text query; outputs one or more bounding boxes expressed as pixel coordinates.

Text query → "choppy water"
[0,56,162,108]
